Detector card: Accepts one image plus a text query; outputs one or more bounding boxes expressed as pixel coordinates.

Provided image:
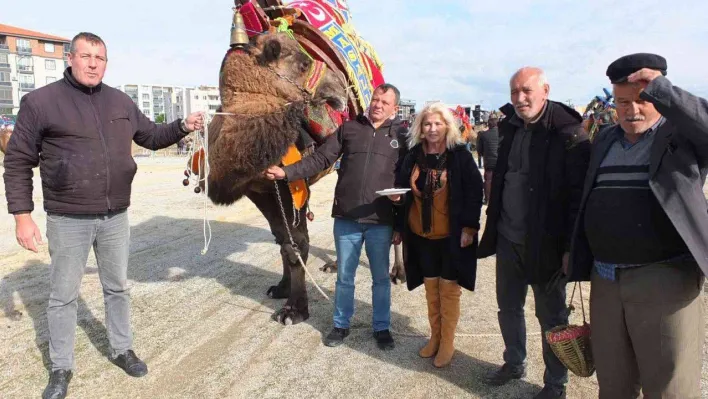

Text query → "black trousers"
[495,234,568,389]
[410,233,457,280]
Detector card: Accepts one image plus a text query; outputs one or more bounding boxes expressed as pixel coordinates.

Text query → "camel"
[0,126,11,154]
[187,8,404,325]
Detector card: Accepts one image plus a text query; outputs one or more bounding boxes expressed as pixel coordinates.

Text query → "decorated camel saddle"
[181,0,392,325]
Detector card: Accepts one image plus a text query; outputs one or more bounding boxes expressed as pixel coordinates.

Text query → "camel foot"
[266,281,290,299]
[320,261,337,273]
[272,305,309,325]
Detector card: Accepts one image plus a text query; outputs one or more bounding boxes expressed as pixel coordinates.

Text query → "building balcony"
[0,44,9,52]
[0,62,10,71]
[17,46,32,55]
[0,98,12,105]
[0,81,11,87]
[18,65,34,73]
[20,83,35,91]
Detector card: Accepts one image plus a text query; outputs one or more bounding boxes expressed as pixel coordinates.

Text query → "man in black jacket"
[477,116,500,203]
[3,32,203,399]
[266,84,407,350]
[477,67,590,399]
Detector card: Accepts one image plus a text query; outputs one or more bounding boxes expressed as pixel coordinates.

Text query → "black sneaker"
[42,369,72,399]
[324,327,350,347]
[373,329,395,350]
[484,363,526,386]
[111,349,148,377]
[533,385,566,399]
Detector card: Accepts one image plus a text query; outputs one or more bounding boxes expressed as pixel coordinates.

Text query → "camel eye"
[300,61,311,73]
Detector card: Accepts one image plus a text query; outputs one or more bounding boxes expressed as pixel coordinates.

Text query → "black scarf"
[415,146,447,233]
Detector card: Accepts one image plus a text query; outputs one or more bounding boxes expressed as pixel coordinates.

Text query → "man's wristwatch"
[179,118,191,133]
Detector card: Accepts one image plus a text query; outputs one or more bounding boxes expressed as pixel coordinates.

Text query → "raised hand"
[627,68,663,90]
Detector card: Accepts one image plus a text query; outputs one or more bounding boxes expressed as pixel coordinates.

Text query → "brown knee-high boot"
[419,277,441,358]
[434,279,461,368]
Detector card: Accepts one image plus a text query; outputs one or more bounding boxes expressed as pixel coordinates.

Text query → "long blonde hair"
[407,102,465,150]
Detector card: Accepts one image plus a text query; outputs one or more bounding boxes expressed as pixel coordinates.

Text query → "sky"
[4,0,708,111]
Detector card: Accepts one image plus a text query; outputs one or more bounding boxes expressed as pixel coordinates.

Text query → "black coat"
[284,115,408,225]
[477,127,499,170]
[394,144,484,291]
[478,101,590,284]
[4,68,187,215]
[569,76,708,280]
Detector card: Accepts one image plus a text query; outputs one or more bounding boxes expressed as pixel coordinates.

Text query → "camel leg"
[246,183,310,325]
[390,242,406,284]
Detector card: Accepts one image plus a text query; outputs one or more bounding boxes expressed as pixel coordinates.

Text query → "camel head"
[219,30,347,116]
[252,32,347,112]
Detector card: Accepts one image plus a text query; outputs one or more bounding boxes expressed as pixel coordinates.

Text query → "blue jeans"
[46,210,133,371]
[333,218,393,331]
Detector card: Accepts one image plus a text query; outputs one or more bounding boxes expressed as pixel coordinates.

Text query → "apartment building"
[0,24,70,115]
[397,98,416,121]
[117,84,189,122]
[186,86,221,114]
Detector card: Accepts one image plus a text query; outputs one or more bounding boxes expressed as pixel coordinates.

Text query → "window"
[142,94,149,100]
[194,95,198,100]
[44,43,55,53]
[16,38,31,51]
[45,59,56,70]
[18,56,33,71]
[208,104,219,111]
[203,96,207,100]
[143,101,150,108]
[0,71,9,82]
[0,53,7,63]
[19,74,34,89]
[46,76,57,84]
[143,109,151,116]
[63,43,70,54]
[0,88,11,100]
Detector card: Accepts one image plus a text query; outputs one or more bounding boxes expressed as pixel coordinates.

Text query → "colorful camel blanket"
[240,0,385,113]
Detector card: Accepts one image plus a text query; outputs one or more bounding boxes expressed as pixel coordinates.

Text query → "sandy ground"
[0,157,706,399]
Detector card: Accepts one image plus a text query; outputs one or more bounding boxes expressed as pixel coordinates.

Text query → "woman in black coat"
[387,102,483,368]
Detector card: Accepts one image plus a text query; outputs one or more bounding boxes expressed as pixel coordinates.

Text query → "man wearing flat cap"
[568,53,707,398]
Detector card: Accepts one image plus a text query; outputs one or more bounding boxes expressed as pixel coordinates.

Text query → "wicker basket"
[545,282,595,377]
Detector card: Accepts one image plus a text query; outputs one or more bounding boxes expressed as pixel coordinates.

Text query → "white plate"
[375,188,412,196]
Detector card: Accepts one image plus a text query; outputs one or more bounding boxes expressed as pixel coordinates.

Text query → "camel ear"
[259,40,281,64]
